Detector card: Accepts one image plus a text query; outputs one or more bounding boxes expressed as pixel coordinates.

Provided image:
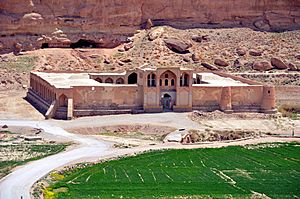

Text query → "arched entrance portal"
[128,72,137,84]
[162,93,172,111]
[58,94,68,107]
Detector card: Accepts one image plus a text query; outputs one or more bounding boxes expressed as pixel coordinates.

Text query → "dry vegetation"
[278,104,300,119]
[185,129,262,143]
[68,124,176,142]
[0,126,69,178]
[0,27,299,91]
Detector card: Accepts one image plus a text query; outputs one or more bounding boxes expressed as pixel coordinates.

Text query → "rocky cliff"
[0,0,299,53]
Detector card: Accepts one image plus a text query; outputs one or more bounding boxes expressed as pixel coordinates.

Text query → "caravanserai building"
[27,67,276,120]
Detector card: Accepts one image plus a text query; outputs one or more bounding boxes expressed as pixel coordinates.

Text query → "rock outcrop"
[271,57,288,69]
[0,0,299,53]
[164,38,192,53]
[252,61,273,71]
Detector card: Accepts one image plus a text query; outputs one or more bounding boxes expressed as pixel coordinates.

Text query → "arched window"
[165,79,169,86]
[105,78,113,83]
[160,79,162,86]
[95,78,102,83]
[180,73,189,87]
[180,76,183,86]
[184,74,189,86]
[151,74,156,86]
[147,73,156,87]
[116,78,124,84]
[147,74,151,87]
[128,72,137,84]
[160,70,176,88]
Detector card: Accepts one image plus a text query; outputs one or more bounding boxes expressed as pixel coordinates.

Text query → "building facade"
[27,67,276,120]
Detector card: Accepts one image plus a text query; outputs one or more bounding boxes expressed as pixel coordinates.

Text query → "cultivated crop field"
[47,143,300,198]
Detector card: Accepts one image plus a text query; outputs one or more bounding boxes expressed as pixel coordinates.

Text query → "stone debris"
[288,63,298,71]
[201,62,218,70]
[271,57,288,69]
[249,50,263,56]
[164,38,192,53]
[214,58,229,67]
[236,47,247,56]
[148,27,164,41]
[124,42,134,51]
[252,61,273,71]
[191,53,200,62]
[191,35,209,43]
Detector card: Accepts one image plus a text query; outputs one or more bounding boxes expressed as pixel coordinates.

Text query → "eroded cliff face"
[0,0,299,53]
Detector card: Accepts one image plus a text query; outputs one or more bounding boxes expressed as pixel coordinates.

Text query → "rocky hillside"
[1,26,299,91]
[0,0,299,53]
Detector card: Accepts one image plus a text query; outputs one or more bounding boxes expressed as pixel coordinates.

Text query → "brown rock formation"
[164,38,192,53]
[271,57,288,69]
[0,0,299,53]
[253,61,273,71]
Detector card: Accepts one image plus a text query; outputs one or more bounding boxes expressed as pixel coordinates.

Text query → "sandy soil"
[0,90,44,120]
[67,124,176,142]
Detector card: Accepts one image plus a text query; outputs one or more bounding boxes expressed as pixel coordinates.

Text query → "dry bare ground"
[0,27,299,91]
[0,90,44,120]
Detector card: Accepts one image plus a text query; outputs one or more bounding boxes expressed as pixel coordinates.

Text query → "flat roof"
[33,71,250,89]
[195,73,250,86]
[89,72,126,76]
[32,72,101,88]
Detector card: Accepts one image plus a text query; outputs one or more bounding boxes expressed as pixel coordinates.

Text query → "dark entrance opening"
[128,73,138,84]
[70,39,98,48]
[162,93,172,111]
[41,43,49,48]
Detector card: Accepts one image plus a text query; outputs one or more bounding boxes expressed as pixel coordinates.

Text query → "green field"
[47,143,300,198]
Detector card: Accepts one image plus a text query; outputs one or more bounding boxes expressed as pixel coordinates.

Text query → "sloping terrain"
[0,27,299,91]
[1,0,299,53]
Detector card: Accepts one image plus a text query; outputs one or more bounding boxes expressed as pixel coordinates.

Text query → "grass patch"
[0,55,38,72]
[0,144,69,178]
[278,104,300,119]
[47,142,300,198]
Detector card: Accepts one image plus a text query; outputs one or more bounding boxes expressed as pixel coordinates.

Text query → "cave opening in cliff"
[41,43,49,48]
[70,39,98,48]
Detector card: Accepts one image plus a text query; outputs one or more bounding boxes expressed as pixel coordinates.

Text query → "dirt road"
[0,114,300,199]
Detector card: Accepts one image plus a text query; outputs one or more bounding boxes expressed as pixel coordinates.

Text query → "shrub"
[278,104,300,119]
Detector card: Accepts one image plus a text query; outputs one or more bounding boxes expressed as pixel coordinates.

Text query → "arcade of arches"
[27,67,276,120]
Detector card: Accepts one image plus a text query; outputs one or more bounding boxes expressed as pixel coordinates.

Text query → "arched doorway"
[128,73,137,84]
[56,94,68,120]
[58,94,68,107]
[162,93,172,111]
[105,78,113,83]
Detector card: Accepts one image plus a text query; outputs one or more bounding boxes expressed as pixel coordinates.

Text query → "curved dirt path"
[0,120,112,199]
[0,113,299,199]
